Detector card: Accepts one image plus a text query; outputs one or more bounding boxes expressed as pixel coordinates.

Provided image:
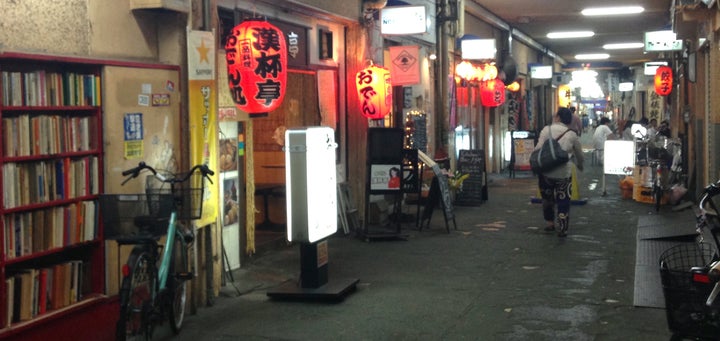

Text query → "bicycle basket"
[659,242,720,338]
[99,193,174,239]
[144,172,205,221]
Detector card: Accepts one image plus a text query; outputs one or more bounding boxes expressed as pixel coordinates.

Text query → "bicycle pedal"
[175,272,194,281]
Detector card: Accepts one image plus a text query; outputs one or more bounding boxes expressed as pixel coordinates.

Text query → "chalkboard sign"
[431,164,454,220]
[416,150,456,231]
[455,149,488,206]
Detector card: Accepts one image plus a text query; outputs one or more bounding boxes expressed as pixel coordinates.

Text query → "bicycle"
[659,179,720,340]
[637,133,684,212]
[100,162,214,340]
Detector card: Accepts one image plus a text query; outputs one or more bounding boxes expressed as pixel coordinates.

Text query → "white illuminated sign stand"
[601,140,635,195]
[266,126,359,301]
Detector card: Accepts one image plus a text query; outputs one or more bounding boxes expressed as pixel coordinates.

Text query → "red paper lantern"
[225,19,287,117]
[480,79,506,107]
[356,64,392,119]
[654,65,672,96]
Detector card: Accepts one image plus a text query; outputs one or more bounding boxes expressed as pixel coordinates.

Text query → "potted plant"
[443,169,470,202]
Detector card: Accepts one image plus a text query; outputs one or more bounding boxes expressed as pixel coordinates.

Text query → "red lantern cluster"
[480,79,505,107]
[356,64,393,119]
[654,65,672,96]
[225,20,287,117]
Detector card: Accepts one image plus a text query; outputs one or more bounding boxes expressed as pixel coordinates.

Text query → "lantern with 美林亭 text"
[480,78,505,107]
[654,65,672,96]
[225,19,287,117]
[356,63,392,119]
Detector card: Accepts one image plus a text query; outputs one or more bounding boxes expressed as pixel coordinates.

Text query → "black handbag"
[530,127,571,173]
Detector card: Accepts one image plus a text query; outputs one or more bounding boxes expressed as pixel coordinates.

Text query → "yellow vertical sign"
[187,29,218,227]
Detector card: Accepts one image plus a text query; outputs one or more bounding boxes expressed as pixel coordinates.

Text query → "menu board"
[513,138,535,171]
[455,149,487,206]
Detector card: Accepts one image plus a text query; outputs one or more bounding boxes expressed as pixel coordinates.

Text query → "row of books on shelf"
[2,156,99,209]
[3,201,97,260]
[2,114,93,157]
[4,260,89,326]
[1,70,101,107]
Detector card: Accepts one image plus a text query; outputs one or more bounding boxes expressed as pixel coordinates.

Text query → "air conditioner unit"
[130,0,190,13]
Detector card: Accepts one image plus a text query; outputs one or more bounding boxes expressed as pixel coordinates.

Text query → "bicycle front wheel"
[117,246,156,341]
[167,232,188,334]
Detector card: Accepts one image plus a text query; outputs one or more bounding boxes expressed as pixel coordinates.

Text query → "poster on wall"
[187,28,219,227]
[647,90,662,122]
[219,137,238,172]
[123,112,144,159]
[389,45,420,86]
[222,177,240,226]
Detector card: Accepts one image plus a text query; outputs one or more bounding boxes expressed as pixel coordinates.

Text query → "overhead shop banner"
[389,45,420,86]
[187,28,219,227]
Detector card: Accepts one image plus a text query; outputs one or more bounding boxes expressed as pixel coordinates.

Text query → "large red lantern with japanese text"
[225,19,287,117]
[480,78,505,107]
[654,65,673,96]
[355,63,392,119]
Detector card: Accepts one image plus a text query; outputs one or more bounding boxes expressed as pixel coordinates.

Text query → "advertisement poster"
[370,164,402,191]
[187,29,219,227]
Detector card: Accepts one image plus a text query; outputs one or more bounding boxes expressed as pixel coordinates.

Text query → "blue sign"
[124,113,144,141]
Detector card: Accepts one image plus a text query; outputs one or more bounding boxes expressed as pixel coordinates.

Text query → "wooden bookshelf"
[0,53,106,337]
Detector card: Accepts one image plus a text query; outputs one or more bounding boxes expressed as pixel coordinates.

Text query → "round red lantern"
[480,79,506,107]
[225,19,287,117]
[356,63,393,119]
[654,65,673,96]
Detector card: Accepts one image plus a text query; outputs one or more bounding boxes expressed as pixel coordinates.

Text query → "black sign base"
[266,277,360,302]
[266,242,359,302]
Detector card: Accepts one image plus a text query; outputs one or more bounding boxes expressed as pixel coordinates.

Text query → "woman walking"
[535,107,584,237]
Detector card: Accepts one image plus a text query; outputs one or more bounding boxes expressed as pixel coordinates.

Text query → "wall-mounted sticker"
[138,94,150,106]
[124,140,143,159]
[238,133,245,156]
[141,83,152,94]
[166,80,175,92]
[218,107,237,121]
[152,93,170,106]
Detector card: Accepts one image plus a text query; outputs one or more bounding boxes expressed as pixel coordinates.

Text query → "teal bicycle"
[100,162,214,340]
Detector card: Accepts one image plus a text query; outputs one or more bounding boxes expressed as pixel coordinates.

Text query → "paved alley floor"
[160,154,697,341]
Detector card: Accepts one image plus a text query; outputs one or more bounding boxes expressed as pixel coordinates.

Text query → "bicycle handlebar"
[120,161,214,186]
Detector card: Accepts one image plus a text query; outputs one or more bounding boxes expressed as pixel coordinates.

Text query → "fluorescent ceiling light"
[603,42,644,50]
[581,6,644,16]
[547,31,595,39]
[575,53,610,60]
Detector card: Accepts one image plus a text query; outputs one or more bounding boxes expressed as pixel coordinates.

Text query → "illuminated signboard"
[461,39,496,60]
[285,127,338,243]
[644,30,682,52]
[380,6,427,35]
[530,65,552,79]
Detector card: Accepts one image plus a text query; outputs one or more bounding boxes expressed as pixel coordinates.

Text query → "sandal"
[544,225,555,232]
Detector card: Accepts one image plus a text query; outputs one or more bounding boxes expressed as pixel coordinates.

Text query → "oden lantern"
[654,65,673,96]
[225,19,287,117]
[356,63,393,119]
[480,78,505,107]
